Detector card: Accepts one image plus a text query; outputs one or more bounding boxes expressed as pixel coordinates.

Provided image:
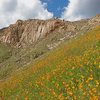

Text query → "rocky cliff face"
[0,19,69,46]
[0,15,100,48]
[0,19,76,47]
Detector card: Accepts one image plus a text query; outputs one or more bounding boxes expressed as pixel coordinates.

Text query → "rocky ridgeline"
[89,14,100,25]
[0,15,100,48]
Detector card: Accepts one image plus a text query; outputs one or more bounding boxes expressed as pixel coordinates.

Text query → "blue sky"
[42,0,69,17]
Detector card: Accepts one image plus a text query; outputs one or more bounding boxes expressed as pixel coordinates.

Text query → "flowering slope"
[0,26,100,99]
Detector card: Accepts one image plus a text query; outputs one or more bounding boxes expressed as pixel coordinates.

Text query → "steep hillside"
[0,26,100,99]
[0,15,100,79]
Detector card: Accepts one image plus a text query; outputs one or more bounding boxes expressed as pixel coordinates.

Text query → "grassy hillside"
[0,44,12,62]
[0,29,66,79]
[0,26,77,79]
[0,26,100,99]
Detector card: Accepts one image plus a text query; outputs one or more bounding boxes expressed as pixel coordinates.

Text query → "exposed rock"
[0,15,100,48]
[0,19,75,47]
[88,14,100,25]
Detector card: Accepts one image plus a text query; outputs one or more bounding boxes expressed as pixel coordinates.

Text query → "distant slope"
[0,26,100,99]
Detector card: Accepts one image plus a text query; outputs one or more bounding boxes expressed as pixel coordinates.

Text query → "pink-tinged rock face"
[0,19,70,47]
[0,15,100,48]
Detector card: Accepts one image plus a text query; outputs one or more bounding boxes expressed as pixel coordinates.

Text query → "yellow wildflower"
[92,88,96,93]
[78,83,83,89]
[24,97,28,100]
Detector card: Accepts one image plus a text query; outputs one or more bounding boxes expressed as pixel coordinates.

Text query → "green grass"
[0,20,91,80]
[0,26,100,100]
[0,27,68,79]
[0,44,12,63]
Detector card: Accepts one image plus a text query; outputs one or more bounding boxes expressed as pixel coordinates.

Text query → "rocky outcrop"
[0,19,76,47]
[0,15,100,48]
[88,14,100,25]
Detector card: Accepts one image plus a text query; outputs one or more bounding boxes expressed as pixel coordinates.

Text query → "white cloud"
[0,0,53,28]
[62,0,100,21]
